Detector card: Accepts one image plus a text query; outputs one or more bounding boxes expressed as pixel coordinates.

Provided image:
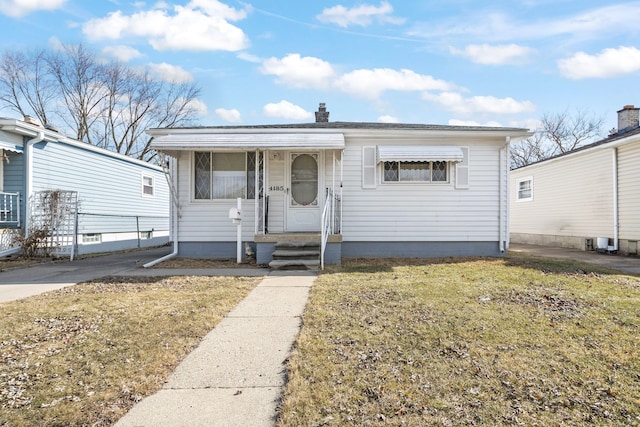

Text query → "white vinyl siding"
[30,140,169,235]
[342,137,503,242]
[510,149,614,239]
[617,143,640,240]
[177,137,507,244]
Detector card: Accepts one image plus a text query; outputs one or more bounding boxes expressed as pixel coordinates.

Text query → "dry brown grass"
[0,256,49,271]
[277,253,640,426]
[0,275,260,426]
[152,257,262,269]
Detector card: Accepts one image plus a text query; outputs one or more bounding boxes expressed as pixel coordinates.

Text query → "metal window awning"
[0,141,23,153]
[377,145,464,162]
[151,133,345,155]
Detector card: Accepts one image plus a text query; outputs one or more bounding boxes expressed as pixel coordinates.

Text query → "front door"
[286,152,321,231]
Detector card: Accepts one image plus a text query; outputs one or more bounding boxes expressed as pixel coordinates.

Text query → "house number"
[269,186,284,192]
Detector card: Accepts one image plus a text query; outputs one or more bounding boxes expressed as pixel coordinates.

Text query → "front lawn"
[0,275,259,426]
[277,254,640,426]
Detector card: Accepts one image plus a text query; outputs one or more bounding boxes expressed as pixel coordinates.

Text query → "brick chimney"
[315,102,329,123]
[617,105,639,133]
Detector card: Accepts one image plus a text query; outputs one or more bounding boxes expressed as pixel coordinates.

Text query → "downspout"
[24,131,45,237]
[612,148,619,251]
[144,155,179,267]
[499,137,511,253]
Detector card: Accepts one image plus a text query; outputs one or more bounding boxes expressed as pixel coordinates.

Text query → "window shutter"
[455,147,469,189]
[362,146,377,188]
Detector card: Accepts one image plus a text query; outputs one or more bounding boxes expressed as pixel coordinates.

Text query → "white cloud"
[237,52,261,63]
[448,119,503,127]
[47,36,64,51]
[377,115,400,123]
[263,101,313,120]
[450,44,533,65]
[0,0,66,17]
[82,0,249,52]
[558,46,640,79]
[423,92,536,114]
[215,108,242,123]
[188,98,208,116]
[335,68,458,99]
[148,62,194,83]
[260,54,335,89]
[316,1,404,28]
[410,3,640,44]
[103,45,143,62]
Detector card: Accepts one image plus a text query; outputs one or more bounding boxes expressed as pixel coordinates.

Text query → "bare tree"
[47,44,109,143]
[0,43,202,162]
[511,109,604,169]
[0,49,57,126]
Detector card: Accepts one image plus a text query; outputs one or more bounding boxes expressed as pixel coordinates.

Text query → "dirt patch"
[493,283,589,322]
[152,257,263,269]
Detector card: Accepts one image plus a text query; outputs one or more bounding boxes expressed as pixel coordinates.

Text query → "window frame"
[142,174,154,197]
[381,160,450,184]
[193,151,256,201]
[82,233,102,244]
[516,176,533,202]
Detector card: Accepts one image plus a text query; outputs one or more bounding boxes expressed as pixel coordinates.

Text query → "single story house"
[510,105,640,255]
[0,116,170,258]
[148,103,531,268]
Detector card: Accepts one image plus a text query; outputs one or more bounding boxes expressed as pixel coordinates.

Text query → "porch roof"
[151,133,345,154]
[377,145,464,162]
[0,141,23,153]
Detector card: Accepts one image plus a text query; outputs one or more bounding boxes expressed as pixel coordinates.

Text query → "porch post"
[254,149,259,235]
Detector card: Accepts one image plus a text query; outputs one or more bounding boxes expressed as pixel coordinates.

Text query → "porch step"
[269,240,320,270]
[269,259,320,270]
[272,249,320,259]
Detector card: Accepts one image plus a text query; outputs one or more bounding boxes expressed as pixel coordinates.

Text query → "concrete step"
[272,249,320,259]
[275,241,320,249]
[269,259,320,271]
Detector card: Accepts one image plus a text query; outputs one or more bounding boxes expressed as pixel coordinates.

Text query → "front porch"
[254,232,343,268]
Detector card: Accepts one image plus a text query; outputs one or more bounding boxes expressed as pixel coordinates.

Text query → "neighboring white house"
[0,116,170,257]
[510,105,640,255]
[147,103,531,267]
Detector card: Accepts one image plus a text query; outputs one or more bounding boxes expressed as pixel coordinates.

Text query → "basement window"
[83,233,102,244]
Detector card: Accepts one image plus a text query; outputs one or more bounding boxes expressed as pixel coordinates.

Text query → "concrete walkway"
[114,271,315,427]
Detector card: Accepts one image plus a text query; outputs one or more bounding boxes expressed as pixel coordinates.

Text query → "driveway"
[509,243,640,275]
[0,246,172,303]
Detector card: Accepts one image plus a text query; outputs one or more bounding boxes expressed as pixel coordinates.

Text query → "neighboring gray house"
[0,116,170,257]
[510,105,640,255]
[147,103,531,268]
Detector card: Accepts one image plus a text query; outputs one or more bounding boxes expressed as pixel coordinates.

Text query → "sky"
[1,0,640,134]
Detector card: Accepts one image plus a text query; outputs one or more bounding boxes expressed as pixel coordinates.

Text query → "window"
[83,233,102,244]
[517,177,533,201]
[382,161,448,183]
[194,152,256,199]
[142,175,154,196]
[140,231,153,240]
